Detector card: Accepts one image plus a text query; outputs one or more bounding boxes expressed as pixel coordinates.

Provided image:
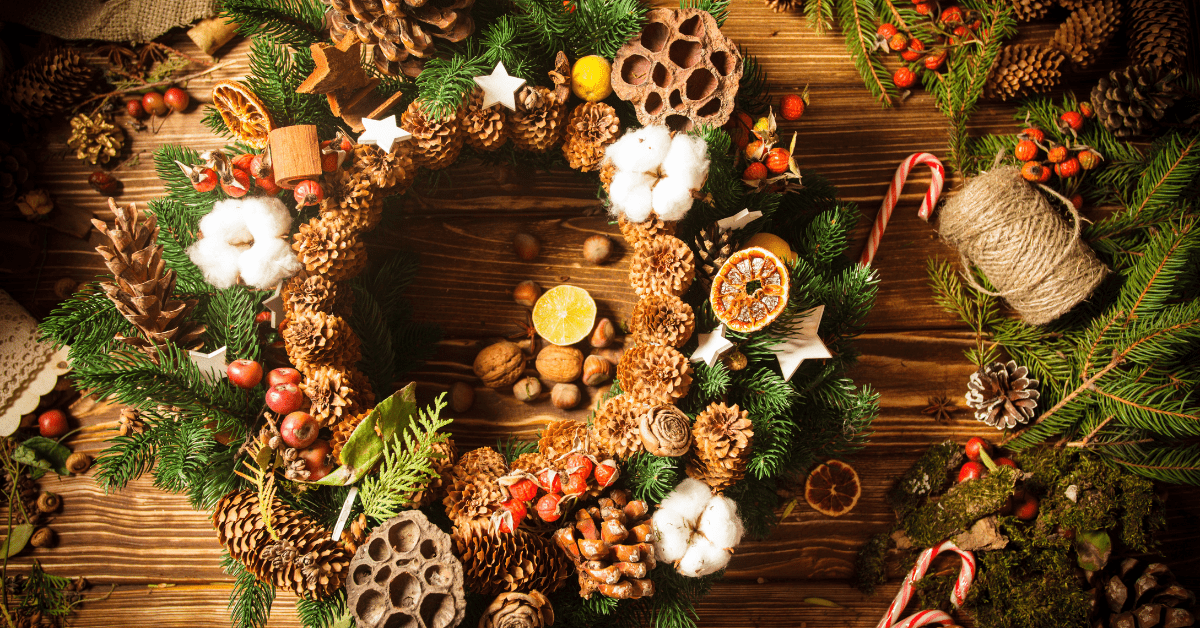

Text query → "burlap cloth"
[1,0,218,42]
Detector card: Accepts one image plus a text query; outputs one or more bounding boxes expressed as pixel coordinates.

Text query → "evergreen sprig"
[837,0,897,107]
[223,552,276,628]
[220,0,326,47]
[358,396,453,522]
[296,591,347,628]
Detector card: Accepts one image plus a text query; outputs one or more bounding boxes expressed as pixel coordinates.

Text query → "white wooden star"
[473,61,526,111]
[188,346,229,384]
[691,323,735,368]
[716,209,763,232]
[262,284,286,328]
[359,114,412,152]
[772,306,832,381]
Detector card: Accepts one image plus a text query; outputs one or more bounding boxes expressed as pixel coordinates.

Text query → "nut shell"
[551,383,582,409]
[37,492,61,514]
[582,355,614,387]
[536,345,584,383]
[31,527,56,548]
[474,342,526,388]
[513,377,543,402]
[65,452,91,475]
[449,382,474,413]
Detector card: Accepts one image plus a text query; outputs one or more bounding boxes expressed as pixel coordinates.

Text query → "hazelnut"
[513,377,542,402]
[36,492,61,514]
[722,350,748,371]
[551,383,581,409]
[582,234,613,264]
[590,318,618,348]
[581,355,614,387]
[473,341,526,388]
[513,280,542,307]
[449,382,474,413]
[31,527,56,548]
[513,232,540,261]
[65,452,91,475]
[535,345,584,383]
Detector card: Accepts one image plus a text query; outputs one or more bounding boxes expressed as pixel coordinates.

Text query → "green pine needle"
[220,0,327,47]
[223,553,275,628]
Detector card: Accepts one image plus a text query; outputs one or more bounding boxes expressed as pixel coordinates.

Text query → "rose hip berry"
[1015,139,1038,161]
[498,499,527,533]
[780,93,806,120]
[1060,111,1084,131]
[537,468,562,494]
[964,437,992,462]
[536,493,563,522]
[593,459,619,487]
[877,23,898,38]
[743,162,768,181]
[508,478,539,502]
[893,67,917,89]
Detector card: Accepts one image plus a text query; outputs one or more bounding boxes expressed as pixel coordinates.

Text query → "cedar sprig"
[222,552,276,628]
[358,396,453,522]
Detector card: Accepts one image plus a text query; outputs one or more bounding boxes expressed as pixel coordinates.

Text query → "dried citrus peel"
[710,246,790,333]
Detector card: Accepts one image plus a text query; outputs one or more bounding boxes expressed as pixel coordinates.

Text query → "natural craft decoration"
[638,405,692,457]
[553,488,657,598]
[267,125,322,189]
[710,246,790,333]
[346,511,467,628]
[606,126,709,223]
[628,235,696,297]
[965,360,1040,430]
[686,402,752,492]
[630,294,695,348]
[611,8,743,131]
[651,478,744,577]
[479,590,555,628]
[187,197,303,289]
[67,112,123,165]
[327,0,476,77]
[211,80,275,149]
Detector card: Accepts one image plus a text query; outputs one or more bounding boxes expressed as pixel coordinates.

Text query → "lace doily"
[0,290,64,435]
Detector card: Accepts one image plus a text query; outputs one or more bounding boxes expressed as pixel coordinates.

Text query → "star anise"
[135,42,169,71]
[923,394,958,422]
[95,43,137,70]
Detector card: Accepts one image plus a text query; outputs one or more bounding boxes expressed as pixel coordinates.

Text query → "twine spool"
[937,166,1109,325]
[267,125,321,190]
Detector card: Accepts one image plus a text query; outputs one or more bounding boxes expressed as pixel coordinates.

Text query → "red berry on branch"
[1020,127,1045,143]
[38,409,70,438]
[956,461,985,483]
[232,153,256,173]
[1055,157,1081,178]
[995,457,1019,469]
[498,499,527,533]
[320,149,341,173]
[743,162,768,181]
[565,453,594,478]
[142,91,168,116]
[1060,110,1084,131]
[222,168,252,198]
[163,87,190,112]
[254,311,272,325]
[1078,102,1095,118]
[1069,194,1084,210]
[267,368,302,387]
[940,5,964,24]
[293,179,324,207]
[888,33,909,52]
[924,50,948,70]
[1036,163,1053,183]
[727,111,754,149]
[893,66,917,88]
[900,38,925,61]
[780,93,806,120]
[1077,149,1103,170]
[593,459,619,487]
[562,471,588,496]
[877,23,898,38]
[126,99,147,119]
[1014,140,1038,162]
[914,2,932,15]
[227,359,263,388]
[280,411,319,449]
[537,468,562,494]
[765,148,791,174]
[1020,161,1044,182]
[535,493,563,522]
[952,25,971,38]
[266,383,305,414]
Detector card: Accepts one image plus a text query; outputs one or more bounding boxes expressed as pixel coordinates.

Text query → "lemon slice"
[533,285,597,346]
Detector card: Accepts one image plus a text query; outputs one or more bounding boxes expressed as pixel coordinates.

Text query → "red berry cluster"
[127,87,190,120]
[957,437,1038,521]
[876,3,984,90]
[728,109,802,192]
[498,453,620,533]
[227,359,335,481]
[1015,108,1103,208]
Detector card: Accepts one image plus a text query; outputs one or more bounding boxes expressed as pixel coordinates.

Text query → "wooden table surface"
[2,2,1197,626]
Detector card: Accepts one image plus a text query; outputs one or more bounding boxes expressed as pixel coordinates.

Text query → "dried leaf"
[1,523,34,557]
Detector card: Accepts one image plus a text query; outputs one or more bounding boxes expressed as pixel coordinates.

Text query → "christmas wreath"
[39,0,882,626]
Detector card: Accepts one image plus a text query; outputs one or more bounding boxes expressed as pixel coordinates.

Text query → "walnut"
[474,341,526,388]
[535,345,584,383]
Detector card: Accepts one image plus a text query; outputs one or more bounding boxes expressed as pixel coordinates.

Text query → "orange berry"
[743,162,769,180]
[765,148,791,174]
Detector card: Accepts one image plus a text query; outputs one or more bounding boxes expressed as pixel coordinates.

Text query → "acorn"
[513,233,540,261]
[582,235,613,264]
[65,452,91,475]
[449,381,474,413]
[31,527,57,548]
[551,383,581,409]
[513,377,542,402]
[513,280,541,307]
[37,492,61,514]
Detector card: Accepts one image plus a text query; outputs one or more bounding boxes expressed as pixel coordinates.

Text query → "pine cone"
[1088,559,1196,628]
[599,157,617,195]
[406,438,458,508]
[592,396,648,459]
[631,294,695,348]
[352,142,414,194]
[338,513,370,557]
[401,99,464,170]
[283,274,353,318]
[300,365,374,426]
[443,447,509,527]
[510,86,567,153]
[67,113,124,165]
[562,102,620,172]
[292,216,367,281]
[322,157,384,233]
[281,309,362,372]
[480,591,555,628]
[118,407,146,437]
[327,0,475,78]
[463,88,509,152]
[0,142,31,210]
[92,199,206,357]
[965,360,1040,429]
[1051,0,1122,71]
[763,0,800,11]
[1127,0,1189,69]
[629,235,695,297]
[551,488,656,599]
[1,49,96,118]
[1008,0,1053,21]
[984,44,1065,101]
[639,404,692,457]
[331,410,369,462]
[538,419,598,462]
[510,451,557,475]
[618,214,678,252]
[453,521,572,596]
[213,489,350,600]
[692,223,735,287]
[1090,64,1180,138]
[686,402,753,492]
[616,345,692,405]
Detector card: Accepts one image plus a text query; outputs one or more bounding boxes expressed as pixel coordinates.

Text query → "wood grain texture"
[1,1,1198,626]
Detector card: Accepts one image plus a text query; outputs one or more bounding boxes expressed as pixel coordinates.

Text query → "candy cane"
[876,540,976,628]
[860,152,946,267]
[888,610,956,628]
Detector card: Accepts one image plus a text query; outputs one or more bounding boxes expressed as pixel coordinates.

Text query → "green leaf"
[1,523,35,557]
[21,436,72,476]
[315,383,418,485]
[11,445,54,479]
[1075,530,1111,571]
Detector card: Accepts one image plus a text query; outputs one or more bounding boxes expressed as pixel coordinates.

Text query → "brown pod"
[614,561,648,579]
[623,500,649,520]
[267,125,322,190]
[576,516,600,540]
[599,581,635,599]
[601,519,628,545]
[553,528,580,559]
[578,538,611,561]
[609,489,630,507]
[600,505,627,525]
[629,578,655,597]
[630,523,655,543]
[610,8,744,132]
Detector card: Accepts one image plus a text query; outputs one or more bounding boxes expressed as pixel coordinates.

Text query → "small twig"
[80,60,236,106]
[143,41,213,68]
[1074,415,1116,447]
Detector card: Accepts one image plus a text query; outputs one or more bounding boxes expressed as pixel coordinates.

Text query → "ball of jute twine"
[937,165,1109,325]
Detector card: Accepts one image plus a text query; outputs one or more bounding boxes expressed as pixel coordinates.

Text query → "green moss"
[887,440,964,520]
[912,573,956,614]
[853,532,890,594]
[903,466,1018,548]
[969,524,1092,628]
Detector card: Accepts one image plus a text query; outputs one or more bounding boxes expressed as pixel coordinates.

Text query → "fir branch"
[681,0,729,26]
[244,38,341,133]
[416,52,490,121]
[93,428,159,492]
[358,396,453,522]
[222,552,275,628]
[736,53,772,116]
[296,591,347,628]
[623,453,682,503]
[497,436,539,464]
[512,0,572,59]
[220,0,326,47]
[837,0,896,108]
[573,0,647,57]
[1105,441,1200,485]
[805,0,836,34]
[927,258,1001,366]
[197,286,263,362]
[350,283,397,396]
[38,284,132,360]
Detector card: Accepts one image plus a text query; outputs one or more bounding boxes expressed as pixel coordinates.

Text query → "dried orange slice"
[710,246,790,333]
[532,285,597,346]
[804,460,861,517]
[211,80,275,149]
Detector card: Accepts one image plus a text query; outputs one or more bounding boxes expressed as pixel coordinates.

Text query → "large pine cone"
[1051,0,1122,71]
[328,0,475,78]
[1088,559,1196,628]
[452,521,572,596]
[1,49,96,118]
[1127,0,1190,69]
[686,402,753,492]
[463,88,509,152]
[1007,0,1052,21]
[618,214,678,252]
[562,102,620,172]
[1090,64,1180,138]
[965,360,1040,429]
[616,345,692,406]
[443,447,509,527]
[510,86,567,153]
[984,44,1065,101]
[630,294,696,348]
[401,99,464,170]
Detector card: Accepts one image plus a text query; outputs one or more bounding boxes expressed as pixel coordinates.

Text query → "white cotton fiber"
[650,176,693,221]
[197,204,252,246]
[609,170,656,223]
[188,237,243,289]
[677,537,731,577]
[237,237,302,289]
[651,509,692,562]
[607,126,673,174]
[657,478,712,522]
[697,495,744,550]
[661,133,710,190]
[239,197,293,240]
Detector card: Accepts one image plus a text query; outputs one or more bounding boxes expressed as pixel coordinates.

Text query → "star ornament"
[691,323,735,368]
[359,115,412,152]
[188,346,229,384]
[262,284,286,328]
[716,208,763,232]
[772,306,832,381]
[473,61,527,111]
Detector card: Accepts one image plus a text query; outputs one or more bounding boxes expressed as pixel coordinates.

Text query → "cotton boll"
[697,495,744,550]
[239,197,293,239]
[661,134,710,190]
[609,171,656,223]
[651,509,693,563]
[658,478,712,523]
[676,537,731,577]
[197,204,253,247]
[238,237,302,289]
[188,237,243,289]
[607,126,673,173]
[650,176,694,221]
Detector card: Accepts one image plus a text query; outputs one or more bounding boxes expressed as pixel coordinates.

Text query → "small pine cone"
[1090,64,1180,138]
[291,217,368,281]
[1051,0,1122,71]
[538,420,597,462]
[639,404,691,457]
[330,411,369,462]
[510,86,567,153]
[630,294,695,348]
[1008,0,1053,21]
[616,345,692,405]
[1128,0,1189,69]
[443,447,509,526]
[629,235,695,297]
[401,99,464,170]
[599,158,616,195]
[562,102,620,172]
[463,88,509,152]
[300,365,374,427]
[322,166,382,234]
[686,402,753,492]
[283,274,353,318]
[510,451,556,475]
[452,521,572,596]
[479,591,555,628]
[406,438,458,508]
[592,395,648,459]
[281,310,361,372]
[617,214,677,252]
[692,223,735,288]
[965,360,1040,429]
[763,0,799,11]
[67,112,124,165]
[983,44,1065,101]
[352,142,414,194]
[338,513,370,556]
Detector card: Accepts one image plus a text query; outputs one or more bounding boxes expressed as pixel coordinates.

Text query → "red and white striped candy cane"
[860,152,946,267]
[887,610,956,628]
[876,540,976,628]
